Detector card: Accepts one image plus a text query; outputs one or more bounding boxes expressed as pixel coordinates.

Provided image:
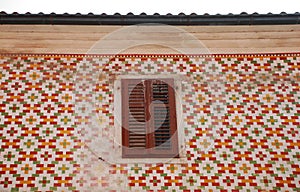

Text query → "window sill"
[109,148,188,164]
[119,157,188,164]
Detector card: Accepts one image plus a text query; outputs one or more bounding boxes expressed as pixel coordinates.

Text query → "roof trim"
[0,12,300,25]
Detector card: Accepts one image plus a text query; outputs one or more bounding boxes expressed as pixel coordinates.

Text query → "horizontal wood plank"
[1,31,300,41]
[1,38,299,48]
[1,25,300,33]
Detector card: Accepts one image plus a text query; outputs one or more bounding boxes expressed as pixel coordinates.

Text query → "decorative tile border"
[0,52,300,59]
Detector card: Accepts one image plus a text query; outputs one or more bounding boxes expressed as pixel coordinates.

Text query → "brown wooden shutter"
[122,79,178,158]
[152,80,172,149]
[122,79,148,157]
[150,79,179,157]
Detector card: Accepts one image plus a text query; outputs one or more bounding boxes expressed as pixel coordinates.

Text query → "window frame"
[121,78,179,158]
[113,75,187,163]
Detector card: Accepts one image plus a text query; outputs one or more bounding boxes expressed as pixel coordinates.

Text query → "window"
[121,78,179,158]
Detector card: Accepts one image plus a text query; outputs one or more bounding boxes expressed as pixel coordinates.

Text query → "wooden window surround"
[121,78,179,158]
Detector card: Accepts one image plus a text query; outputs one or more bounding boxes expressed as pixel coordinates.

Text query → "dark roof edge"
[0,12,300,25]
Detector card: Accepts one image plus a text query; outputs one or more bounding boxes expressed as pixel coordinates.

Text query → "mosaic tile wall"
[0,53,299,192]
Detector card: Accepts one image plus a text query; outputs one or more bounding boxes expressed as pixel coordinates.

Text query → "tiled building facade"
[0,53,299,191]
